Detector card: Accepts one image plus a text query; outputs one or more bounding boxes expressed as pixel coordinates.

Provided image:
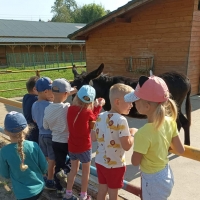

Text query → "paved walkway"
[0,95,200,200]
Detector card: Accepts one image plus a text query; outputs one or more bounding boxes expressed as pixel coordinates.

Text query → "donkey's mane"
[74,71,113,83]
[74,71,88,80]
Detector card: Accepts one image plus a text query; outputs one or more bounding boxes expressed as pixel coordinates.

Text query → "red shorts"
[95,163,126,189]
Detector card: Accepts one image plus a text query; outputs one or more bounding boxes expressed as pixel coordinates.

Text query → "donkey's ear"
[72,65,80,78]
[85,63,104,81]
[138,76,149,87]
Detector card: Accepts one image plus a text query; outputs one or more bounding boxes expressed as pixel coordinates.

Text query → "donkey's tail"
[185,84,191,126]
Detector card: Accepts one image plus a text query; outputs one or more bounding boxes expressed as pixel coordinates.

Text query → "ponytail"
[152,98,177,130]
[17,127,29,171]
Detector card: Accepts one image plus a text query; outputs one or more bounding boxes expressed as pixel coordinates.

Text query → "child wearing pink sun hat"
[124,75,185,200]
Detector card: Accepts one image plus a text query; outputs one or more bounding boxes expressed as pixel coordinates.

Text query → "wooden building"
[69,0,200,95]
[0,19,86,66]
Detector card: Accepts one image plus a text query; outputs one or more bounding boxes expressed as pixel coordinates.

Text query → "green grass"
[0,63,86,98]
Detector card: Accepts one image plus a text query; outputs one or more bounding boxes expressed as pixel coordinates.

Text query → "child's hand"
[97,98,105,106]
[129,128,138,137]
[70,87,78,95]
[94,99,99,107]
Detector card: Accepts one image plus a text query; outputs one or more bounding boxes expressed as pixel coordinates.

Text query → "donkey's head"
[71,63,104,90]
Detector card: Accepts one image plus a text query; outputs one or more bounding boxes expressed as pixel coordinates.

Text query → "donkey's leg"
[176,119,181,132]
[179,112,190,146]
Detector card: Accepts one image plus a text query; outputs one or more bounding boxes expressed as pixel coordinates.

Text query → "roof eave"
[68,0,152,40]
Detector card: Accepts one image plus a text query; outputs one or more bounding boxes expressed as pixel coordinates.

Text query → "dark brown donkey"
[71,63,191,145]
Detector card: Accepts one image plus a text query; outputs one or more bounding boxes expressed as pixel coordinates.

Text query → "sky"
[0,0,130,22]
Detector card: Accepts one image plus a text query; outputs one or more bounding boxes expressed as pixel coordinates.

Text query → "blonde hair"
[5,126,29,171]
[72,95,94,110]
[109,83,133,102]
[72,95,94,126]
[152,98,177,130]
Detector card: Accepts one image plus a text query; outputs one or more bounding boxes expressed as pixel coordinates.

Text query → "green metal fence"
[6,52,86,68]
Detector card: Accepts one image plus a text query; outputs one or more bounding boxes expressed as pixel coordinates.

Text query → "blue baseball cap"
[77,85,96,103]
[4,111,27,133]
[36,77,52,92]
[52,78,74,93]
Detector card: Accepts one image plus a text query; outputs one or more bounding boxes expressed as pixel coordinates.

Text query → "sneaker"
[45,180,56,190]
[56,169,68,188]
[79,194,92,200]
[62,194,78,200]
[57,189,65,198]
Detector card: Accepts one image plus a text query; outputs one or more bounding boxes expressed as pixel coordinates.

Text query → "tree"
[51,0,78,23]
[74,3,109,23]
[51,0,109,23]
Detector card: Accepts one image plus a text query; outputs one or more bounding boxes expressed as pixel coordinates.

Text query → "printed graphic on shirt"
[94,112,130,168]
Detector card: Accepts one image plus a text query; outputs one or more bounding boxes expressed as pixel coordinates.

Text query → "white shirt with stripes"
[43,102,70,143]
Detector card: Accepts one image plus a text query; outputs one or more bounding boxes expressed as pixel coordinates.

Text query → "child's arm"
[89,121,96,129]
[31,103,37,123]
[129,128,138,136]
[91,129,97,142]
[131,151,143,166]
[43,116,49,130]
[93,98,105,117]
[119,127,137,151]
[0,150,10,179]
[119,135,134,151]
[170,135,185,155]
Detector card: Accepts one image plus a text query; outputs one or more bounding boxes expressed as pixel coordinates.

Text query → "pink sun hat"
[124,75,169,103]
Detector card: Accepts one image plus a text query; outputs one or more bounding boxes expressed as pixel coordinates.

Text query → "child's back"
[124,75,185,200]
[22,76,39,143]
[23,93,38,123]
[31,77,56,190]
[43,102,70,142]
[0,140,47,198]
[43,78,76,197]
[0,111,47,200]
[93,83,135,200]
[95,112,130,168]
[32,100,52,135]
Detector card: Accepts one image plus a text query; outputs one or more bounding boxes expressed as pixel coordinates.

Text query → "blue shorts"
[69,149,92,163]
[141,164,174,200]
[39,134,55,160]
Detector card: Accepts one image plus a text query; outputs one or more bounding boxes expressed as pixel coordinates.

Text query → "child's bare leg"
[97,184,108,200]
[108,188,119,200]
[67,160,79,190]
[81,161,91,192]
[47,159,55,180]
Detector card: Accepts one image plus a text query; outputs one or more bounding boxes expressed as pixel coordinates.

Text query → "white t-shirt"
[43,102,70,143]
[94,112,130,168]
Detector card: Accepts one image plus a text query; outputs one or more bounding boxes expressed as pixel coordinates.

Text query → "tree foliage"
[51,0,109,23]
[51,0,77,22]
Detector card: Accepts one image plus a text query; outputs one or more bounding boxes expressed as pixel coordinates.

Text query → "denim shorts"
[69,149,92,163]
[141,164,174,200]
[39,134,55,160]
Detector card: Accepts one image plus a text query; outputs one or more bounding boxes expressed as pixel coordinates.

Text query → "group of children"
[0,73,185,200]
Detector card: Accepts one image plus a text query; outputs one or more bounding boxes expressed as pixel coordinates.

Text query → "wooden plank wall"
[85,0,198,93]
[187,0,200,94]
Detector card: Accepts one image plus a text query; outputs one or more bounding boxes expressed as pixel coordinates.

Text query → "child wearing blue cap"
[63,85,105,200]
[43,78,77,197]
[31,77,56,190]
[0,111,48,200]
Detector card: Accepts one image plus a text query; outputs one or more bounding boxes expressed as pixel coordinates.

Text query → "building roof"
[68,0,151,40]
[0,19,86,45]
